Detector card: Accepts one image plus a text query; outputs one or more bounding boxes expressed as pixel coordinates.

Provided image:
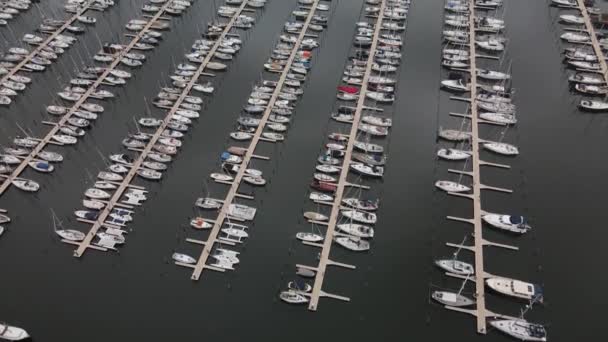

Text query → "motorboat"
[435,180,470,193]
[483,214,531,234]
[486,277,543,301]
[435,259,474,275]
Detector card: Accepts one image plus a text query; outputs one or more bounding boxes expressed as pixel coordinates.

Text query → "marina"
[1,0,607,340]
[174,0,332,280]
[0,0,198,196]
[64,0,265,257]
[283,0,410,310]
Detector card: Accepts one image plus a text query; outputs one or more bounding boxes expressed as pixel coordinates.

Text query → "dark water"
[0,0,604,340]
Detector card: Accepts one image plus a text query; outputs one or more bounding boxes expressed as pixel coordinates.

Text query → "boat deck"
[65,1,253,257]
[176,0,323,280]
[0,1,181,196]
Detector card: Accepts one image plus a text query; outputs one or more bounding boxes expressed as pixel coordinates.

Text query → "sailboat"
[0,322,29,341]
[431,274,476,307]
[52,209,85,242]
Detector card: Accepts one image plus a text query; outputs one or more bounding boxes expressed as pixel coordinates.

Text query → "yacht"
[490,320,547,341]
[486,277,543,301]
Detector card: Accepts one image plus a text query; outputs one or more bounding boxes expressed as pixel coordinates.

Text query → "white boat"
[486,277,543,301]
[316,164,340,174]
[296,232,324,242]
[341,210,377,224]
[172,253,196,264]
[489,320,547,341]
[303,212,328,221]
[579,99,608,111]
[211,173,233,182]
[97,232,125,244]
[437,148,470,161]
[431,291,476,307]
[28,161,54,173]
[287,280,312,292]
[350,162,384,177]
[85,188,111,199]
[441,79,470,92]
[334,236,370,251]
[309,192,333,202]
[560,32,589,43]
[342,198,379,211]
[98,171,123,182]
[83,199,105,210]
[482,214,531,234]
[195,197,223,209]
[12,179,39,192]
[337,223,374,238]
[279,290,308,304]
[137,169,162,180]
[0,322,30,341]
[435,180,470,193]
[221,227,248,239]
[435,259,474,275]
[190,217,212,229]
[439,128,469,141]
[483,142,519,156]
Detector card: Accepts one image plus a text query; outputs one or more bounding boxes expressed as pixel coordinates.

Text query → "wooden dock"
[0,1,181,197]
[179,0,322,280]
[300,0,387,311]
[441,0,518,334]
[68,1,253,257]
[576,0,608,81]
[0,0,96,86]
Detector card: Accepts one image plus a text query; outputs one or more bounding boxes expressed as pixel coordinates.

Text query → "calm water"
[0,0,604,340]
